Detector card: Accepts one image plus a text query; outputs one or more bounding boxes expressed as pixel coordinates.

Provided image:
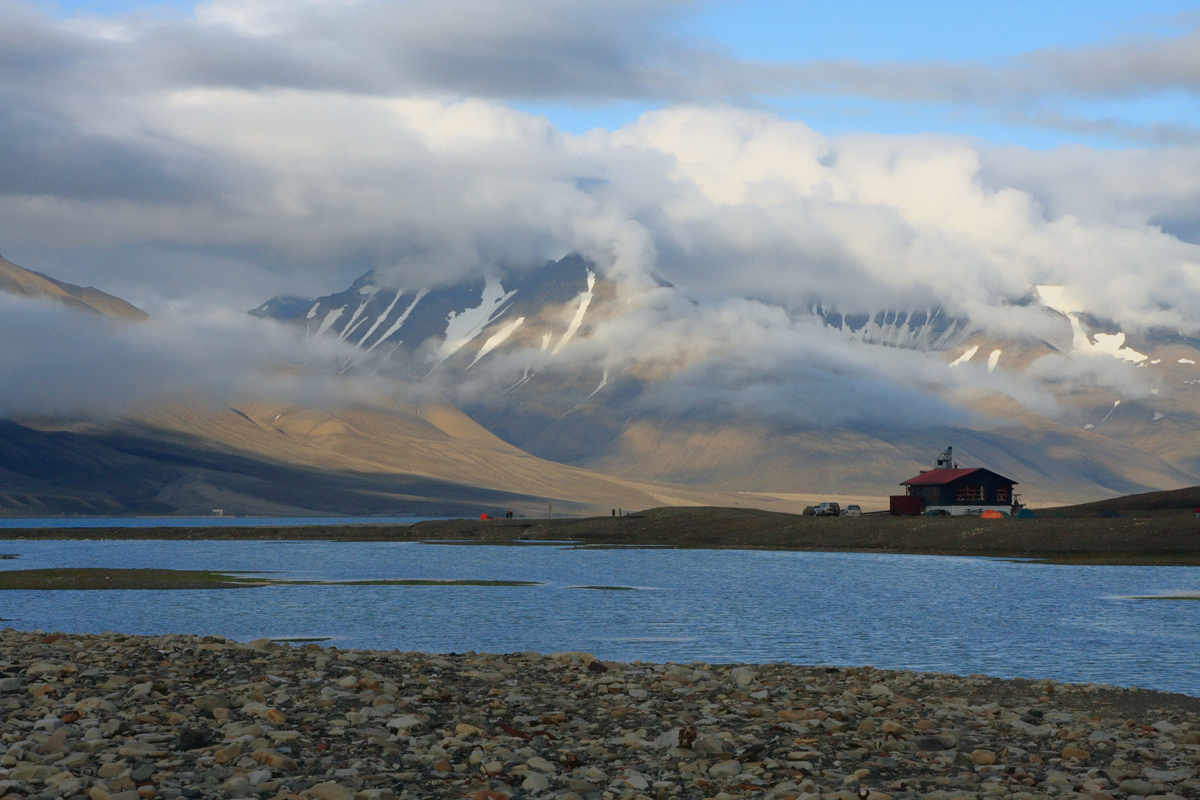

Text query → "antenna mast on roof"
[937,446,955,469]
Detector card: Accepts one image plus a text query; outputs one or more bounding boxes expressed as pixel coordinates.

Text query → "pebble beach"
[2,629,1199,800]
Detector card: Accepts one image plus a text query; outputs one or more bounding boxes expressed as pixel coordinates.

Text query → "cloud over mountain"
[2,0,1199,430]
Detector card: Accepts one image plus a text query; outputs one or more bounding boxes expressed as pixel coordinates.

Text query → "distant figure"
[505,509,513,519]
[611,509,615,517]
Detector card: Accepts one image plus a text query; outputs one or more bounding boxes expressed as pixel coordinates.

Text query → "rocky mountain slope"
[0,256,147,321]
[4,400,765,518]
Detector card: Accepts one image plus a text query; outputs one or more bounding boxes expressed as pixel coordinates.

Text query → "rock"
[522,773,550,792]
[9,764,55,781]
[455,723,483,737]
[38,727,70,754]
[527,756,555,773]
[1119,779,1156,796]
[0,677,21,692]
[130,763,155,782]
[971,749,997,765]
[0,628,1193,800]
[386,714,423,731]
[731,667,755,686]
[212,742,242,764]
[621,770,649,790]
[310,781,355,800]
[193,695,232,715]
[252,749,298,772]
[174,726,213,750]
[913,735,956,751]
[1143,768,1193,782]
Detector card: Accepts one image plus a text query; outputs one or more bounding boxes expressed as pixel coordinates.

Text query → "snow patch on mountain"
[552,270,595,355]
[1072,324,1147,363]
[338,285,380,341]
[987,349,1001,373]
[949,345,979,367]
[365,288,428,357]
[435,276,516,365]
[468,316,526,369]
[1037,284,1147,363]
[815,307,973,352]
[314,306,345,337]
[354,289,403,350]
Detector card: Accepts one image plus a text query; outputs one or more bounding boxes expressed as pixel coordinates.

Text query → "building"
[893,448,1018,516]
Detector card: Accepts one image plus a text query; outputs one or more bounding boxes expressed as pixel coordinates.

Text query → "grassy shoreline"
[3,506,1200,565]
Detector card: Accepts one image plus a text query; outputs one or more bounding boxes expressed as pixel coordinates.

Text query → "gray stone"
[523,773,550,792]
[193,695,232,714]
[1119,779,1156,796]
[914,735,957,751]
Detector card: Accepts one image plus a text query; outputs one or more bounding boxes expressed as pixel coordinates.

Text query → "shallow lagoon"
[2,539,1197,695]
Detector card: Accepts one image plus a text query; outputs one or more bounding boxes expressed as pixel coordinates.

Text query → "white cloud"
[0,293,385,418]
[3,0,1200,425]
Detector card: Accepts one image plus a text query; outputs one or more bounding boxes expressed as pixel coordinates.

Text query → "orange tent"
[980,509,1005,519]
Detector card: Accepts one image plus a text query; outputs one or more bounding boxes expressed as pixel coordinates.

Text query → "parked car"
[813,502,841,517]
[843,504,862,517]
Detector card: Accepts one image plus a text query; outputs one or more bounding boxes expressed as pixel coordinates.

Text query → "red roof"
[901,468,982,486]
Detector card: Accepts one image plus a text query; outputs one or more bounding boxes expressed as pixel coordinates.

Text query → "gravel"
[1,628,1198,800]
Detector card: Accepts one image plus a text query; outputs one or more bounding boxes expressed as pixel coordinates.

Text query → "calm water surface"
[2,540,1197,695]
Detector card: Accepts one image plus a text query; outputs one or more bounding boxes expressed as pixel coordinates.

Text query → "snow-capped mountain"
[252,254,1200,505]
[252,254,599,372]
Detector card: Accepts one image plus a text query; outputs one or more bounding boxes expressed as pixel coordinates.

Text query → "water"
[1,540,1197,695]
[0,516,434,529]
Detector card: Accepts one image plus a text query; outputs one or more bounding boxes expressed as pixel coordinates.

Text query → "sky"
[2,0,1200,424]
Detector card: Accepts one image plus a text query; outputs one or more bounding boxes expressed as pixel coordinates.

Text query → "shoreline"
[1,628,1198,800]
[5,506,1200,565]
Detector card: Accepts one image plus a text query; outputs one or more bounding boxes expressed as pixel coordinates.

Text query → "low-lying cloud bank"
[2,1,1199,426]
[0,294,390,419]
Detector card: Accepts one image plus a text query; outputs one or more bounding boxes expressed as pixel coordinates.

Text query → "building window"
[956,485,983,502]
[996,488,1008,503]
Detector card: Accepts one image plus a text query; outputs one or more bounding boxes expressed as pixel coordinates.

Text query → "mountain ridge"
[0,256,147,321]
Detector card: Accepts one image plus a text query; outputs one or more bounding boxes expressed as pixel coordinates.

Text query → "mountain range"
[5,252,1200,516]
